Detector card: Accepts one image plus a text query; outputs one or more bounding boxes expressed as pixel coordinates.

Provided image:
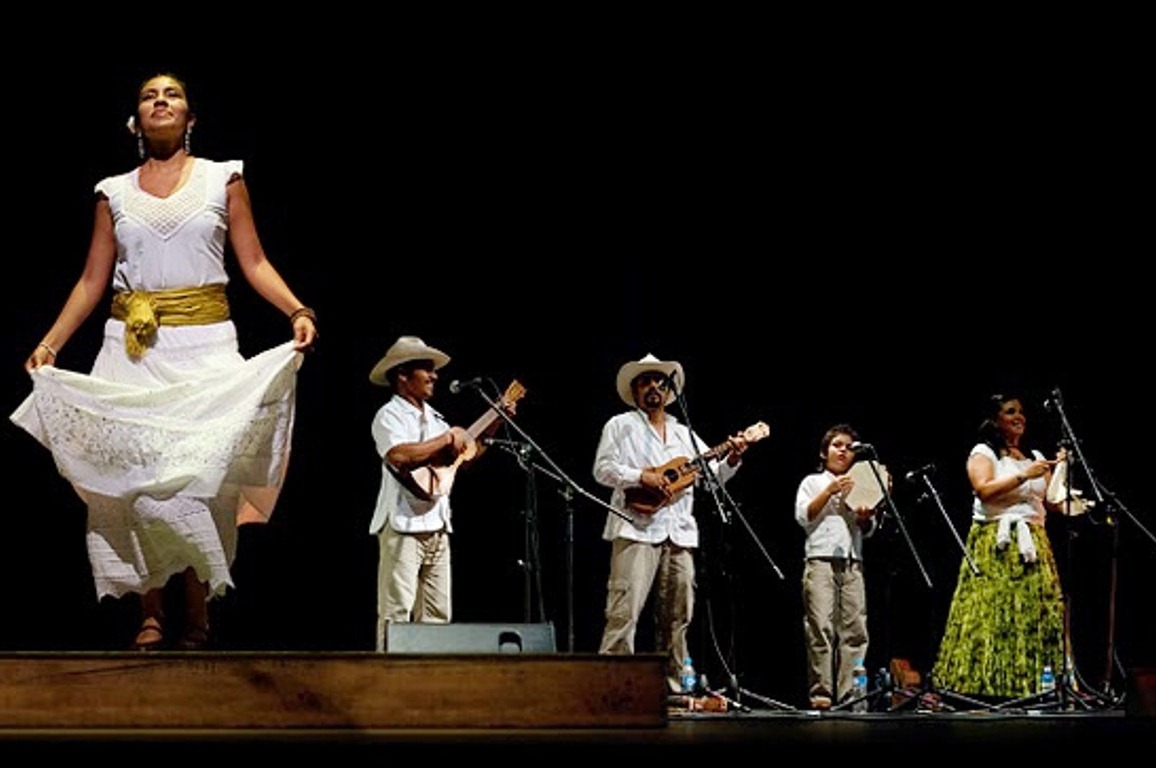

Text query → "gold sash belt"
[110,284,231,359]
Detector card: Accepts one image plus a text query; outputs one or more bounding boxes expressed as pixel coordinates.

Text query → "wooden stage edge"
[0,651,667,731]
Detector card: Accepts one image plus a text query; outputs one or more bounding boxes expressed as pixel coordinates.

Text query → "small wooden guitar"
[389,380,526,502]
[624,421,770,515]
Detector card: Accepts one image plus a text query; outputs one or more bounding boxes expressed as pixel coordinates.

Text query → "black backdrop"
[2,39,1151,708]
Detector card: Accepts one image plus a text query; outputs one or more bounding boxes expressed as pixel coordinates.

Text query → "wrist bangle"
[37,341,57,357]
[289,307,317,325]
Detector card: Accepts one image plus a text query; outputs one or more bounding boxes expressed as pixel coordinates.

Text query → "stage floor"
[1,651,1151,754]
[1,709,1152,755]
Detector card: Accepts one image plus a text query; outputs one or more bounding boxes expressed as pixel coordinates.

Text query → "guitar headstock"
[502,380,527,407]
[742,421,770,443]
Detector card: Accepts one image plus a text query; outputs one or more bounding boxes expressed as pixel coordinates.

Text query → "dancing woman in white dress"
[11,72,318,651]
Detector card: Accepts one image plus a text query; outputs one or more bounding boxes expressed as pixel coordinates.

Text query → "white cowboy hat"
[616,353,683,407]
[369,335,450,387]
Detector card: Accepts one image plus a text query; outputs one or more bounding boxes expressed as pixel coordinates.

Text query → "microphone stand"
[560,484,576,654]
[829,449,929,713]
[665,374,784,579]
[860,449,931,590]
[887,470,991,713]
[1046,388,1149,707]
[483,438,546,627]
[467,385,631,653]
[665,376,792,712]
[989,387,1132,714]
[913,470,980,578]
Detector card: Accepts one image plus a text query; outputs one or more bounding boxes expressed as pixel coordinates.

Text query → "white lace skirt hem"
[10,321,302,599]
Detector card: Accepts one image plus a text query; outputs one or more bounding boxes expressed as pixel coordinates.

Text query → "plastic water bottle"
[851,658,869,712]
[680,656,698,694]
[1041,665,1056,695]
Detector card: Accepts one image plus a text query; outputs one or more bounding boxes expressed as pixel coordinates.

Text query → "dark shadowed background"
[2,32,1150,709]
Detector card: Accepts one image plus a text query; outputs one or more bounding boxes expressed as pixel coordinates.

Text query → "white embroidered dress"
[10,158,301,600]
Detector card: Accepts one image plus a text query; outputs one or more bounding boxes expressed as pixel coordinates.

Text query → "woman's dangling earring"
[137,133,145,160]
[184,127,192,154]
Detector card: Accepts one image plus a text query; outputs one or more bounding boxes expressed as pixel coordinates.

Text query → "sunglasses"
[634,373,670,390]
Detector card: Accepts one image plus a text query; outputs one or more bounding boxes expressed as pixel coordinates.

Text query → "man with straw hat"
[593,353,751,693]
[368,335,515,651]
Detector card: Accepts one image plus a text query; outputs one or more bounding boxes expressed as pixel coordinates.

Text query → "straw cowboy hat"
[616,353,683,407]
[369,335,451,386]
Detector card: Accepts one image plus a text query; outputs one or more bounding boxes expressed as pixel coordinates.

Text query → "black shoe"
[176,625,210,651]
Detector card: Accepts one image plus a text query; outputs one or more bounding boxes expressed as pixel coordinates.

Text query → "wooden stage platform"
[1,652,1152,755]
[0,651,665,730]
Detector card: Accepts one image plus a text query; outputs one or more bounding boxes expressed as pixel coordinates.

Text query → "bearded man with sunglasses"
[592,353,750,694]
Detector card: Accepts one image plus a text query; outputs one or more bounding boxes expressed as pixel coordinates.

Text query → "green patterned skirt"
[931,519,1065,699]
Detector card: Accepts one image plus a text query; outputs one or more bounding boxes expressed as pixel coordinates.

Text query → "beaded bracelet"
[37,341,58,358]
[289,307,317,325]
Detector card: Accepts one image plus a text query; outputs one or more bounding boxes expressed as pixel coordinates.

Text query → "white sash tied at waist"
[995,511,1038,563]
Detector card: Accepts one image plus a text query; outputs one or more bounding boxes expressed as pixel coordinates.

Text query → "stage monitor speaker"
[385,622,557,654]
[1127,667,1156,717]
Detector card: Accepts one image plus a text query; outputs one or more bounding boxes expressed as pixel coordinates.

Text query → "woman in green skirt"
[932,392,1066,700]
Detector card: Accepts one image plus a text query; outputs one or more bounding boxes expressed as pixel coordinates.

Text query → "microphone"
[481,437,526,448]
[1043,387,1063,412]
[482,437,532,456]
[849,441,874,457]
[448,377,485,394]
[905,463,936,483]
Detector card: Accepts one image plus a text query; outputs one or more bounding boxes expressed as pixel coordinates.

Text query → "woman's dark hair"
[137,71,194,114]
[817,423,858,471]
